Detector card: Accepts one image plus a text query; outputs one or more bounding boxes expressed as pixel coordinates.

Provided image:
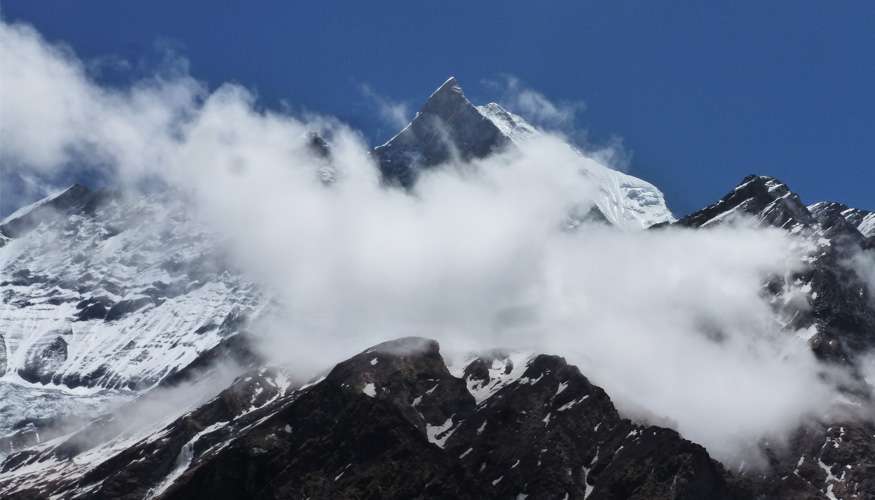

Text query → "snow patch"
[426,416,457,448]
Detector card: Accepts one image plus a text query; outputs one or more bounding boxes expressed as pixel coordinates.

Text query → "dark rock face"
[75,296,115,321]
[447,353,740,500]
[373,77,511,187]
[159,332,261,389]
[735,420,875,500]
[0,333,6,376]
[676,175,816,230]
[17,333,68,384]
[104,297,154,322]
[810,201,875,238]
[0,339,745,499]
[676,174,875,363]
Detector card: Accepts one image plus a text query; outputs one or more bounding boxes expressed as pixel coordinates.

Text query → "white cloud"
[484,75,583,131]
[482,75,634,171]
[359,83,411,130]
[849,250,875,304]
[0,20,202,179]
[1,17,871,467]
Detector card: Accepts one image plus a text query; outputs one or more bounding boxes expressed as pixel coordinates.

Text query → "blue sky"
[3,1,873,216]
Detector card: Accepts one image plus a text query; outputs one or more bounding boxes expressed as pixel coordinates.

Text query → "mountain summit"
[374,76,510,187]
[374,77,675,229]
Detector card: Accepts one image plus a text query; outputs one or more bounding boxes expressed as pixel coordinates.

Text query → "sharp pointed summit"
[419,76,469,115]
[373,76,510,187]
[371,77,674,229]
[428,76,462,97]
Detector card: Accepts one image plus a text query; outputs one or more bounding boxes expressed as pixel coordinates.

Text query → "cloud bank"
[1,18,871,466]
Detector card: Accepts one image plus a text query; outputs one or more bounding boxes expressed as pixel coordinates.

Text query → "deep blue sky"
[3,1,873,216]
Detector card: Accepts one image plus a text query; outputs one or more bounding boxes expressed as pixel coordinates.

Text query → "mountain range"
[0,78,873,499]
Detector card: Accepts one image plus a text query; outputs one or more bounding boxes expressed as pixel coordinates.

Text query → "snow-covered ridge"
[0,188,262,435]
[0,186,71,226]
[475,102,537,143]
[476,100,674,229]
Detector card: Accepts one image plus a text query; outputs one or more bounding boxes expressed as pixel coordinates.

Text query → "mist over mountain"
[1,16,874,500]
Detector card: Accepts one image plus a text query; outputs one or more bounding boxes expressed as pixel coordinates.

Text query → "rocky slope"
[0,184,261,454]
[809,201,875,247]
[0,338,747,500]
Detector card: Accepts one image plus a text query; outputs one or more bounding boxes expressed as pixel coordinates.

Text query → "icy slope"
[0,187,261,394]
[476,101,675,229]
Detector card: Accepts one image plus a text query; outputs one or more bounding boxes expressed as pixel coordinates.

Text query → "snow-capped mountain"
[1,80,874,499]
[375,77,675,230]
[0,184,260,390]
[0,185,262,455]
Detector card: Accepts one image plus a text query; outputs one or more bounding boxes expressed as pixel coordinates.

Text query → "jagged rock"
[374,77,511,187]
[733,420,875,499]
[18,333,68,384]
[810,201,875,239]
[104,297,154,322]
[0,334,6,376]
[449,353,741,500]
[159,333,261,389]
[0,339,746,499]
[807,201,870,246]
[75,296,115,321]
[677,175,816,230]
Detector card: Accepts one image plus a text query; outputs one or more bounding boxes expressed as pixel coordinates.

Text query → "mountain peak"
[420,76,473,117]
[373,77,509,187]
[373,78,674,229]
[428,76,461,98]
[677,174,815,230]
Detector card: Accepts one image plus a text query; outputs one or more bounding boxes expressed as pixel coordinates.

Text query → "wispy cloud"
[483,75,584,131]
[358,83,411,129]
[482,75,634,171]
[849,250,875,305]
